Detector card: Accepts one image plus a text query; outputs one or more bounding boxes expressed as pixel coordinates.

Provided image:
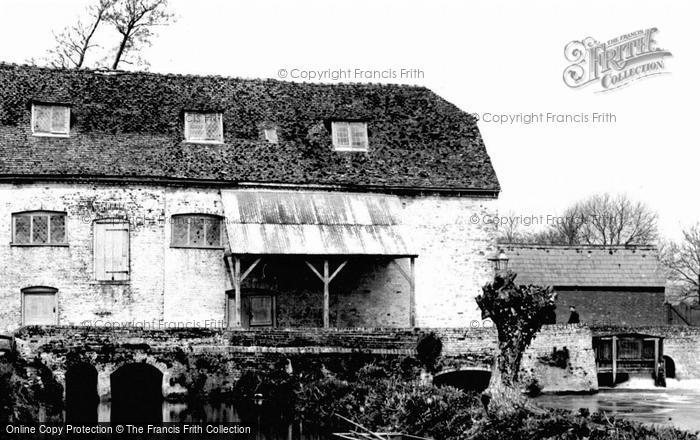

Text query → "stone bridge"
[10,324,700,409]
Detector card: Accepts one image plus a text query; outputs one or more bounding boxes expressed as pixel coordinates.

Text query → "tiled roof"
[0,63,499,193]
[502,244,665,288]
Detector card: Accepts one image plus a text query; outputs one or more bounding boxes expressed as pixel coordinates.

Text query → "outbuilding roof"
[503,244,666,288]
[0,63,499,194]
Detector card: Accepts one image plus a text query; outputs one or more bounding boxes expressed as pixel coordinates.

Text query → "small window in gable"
[32,104,70,136]
[184,112,223,143]
[263,127,278,144]
[12,211,67,245]
[171,214,223,248]
[332,121,368,151]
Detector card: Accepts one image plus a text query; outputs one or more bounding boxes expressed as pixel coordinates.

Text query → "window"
[263,127,278,144]
[332,121,368,151]
[184,112,223,143]
[94,220,130,281]
[12,211,66,245]
[171,215,222,248]
[32,104,70,136]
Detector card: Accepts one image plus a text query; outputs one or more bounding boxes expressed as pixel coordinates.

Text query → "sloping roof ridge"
[0,61,430,92]
[501,243,658,251]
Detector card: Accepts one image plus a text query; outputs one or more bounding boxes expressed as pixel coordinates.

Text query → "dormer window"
[184,112,223,143]
[263,127,278,144]
[332,121,368,151]
[32,104,70,136]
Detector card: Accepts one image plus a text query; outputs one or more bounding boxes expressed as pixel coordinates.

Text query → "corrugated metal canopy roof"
[221,190,414,256]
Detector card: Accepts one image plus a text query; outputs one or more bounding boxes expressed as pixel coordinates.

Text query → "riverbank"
[3,354,700,439]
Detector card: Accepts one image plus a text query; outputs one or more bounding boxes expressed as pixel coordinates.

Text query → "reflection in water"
[97,402,325,440]
[65,363,98,425]
[110,364,164,425]
[533,388,700,433]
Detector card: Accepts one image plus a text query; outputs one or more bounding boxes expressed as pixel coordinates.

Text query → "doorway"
[227,290,276,328]
[22,287,58,325]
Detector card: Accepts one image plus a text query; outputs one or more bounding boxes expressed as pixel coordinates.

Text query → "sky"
[0,0,698,239]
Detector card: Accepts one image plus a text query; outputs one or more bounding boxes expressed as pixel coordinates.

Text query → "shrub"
[416,332,443,372]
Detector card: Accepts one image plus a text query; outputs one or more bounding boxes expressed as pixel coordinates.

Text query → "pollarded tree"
[475,271,556,415]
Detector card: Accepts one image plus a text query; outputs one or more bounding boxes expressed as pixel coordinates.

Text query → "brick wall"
[556,289,667,325]
[0,183,498,331]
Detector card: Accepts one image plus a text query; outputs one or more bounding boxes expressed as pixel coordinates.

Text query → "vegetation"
[498,193,658,246]
[475,271,556,415]
[292,362,697,440]
[0,356,63,424]
[661,223,700,303]
[38,0,174,70]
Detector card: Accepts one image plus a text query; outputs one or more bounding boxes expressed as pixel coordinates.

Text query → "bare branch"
[44,0,113,68]
[105,0,174,70]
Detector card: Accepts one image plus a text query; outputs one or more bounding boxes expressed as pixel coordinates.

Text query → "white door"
[23,289,57,325]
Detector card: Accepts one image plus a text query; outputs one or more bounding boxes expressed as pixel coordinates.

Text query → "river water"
[71,379,700,437]
[533,380,700,434]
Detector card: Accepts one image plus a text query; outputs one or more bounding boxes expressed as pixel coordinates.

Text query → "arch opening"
[110,363,163,424]
[433,369,491,392]
[65,363,98,424]
[664,355,676,379]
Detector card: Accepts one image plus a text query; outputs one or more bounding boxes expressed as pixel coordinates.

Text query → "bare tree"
[576,193,658,245]
[549,204,585,245]
[105,0,174,69]
[496,211,526,244]
[508,193,658,246]
[661,223,700,303]
[44,0,113,68]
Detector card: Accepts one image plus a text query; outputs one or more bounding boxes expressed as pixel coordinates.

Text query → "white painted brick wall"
[0,183,497,331]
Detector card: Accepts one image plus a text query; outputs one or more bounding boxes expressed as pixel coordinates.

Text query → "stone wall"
[0,182,498,332]
[399,195,497,327]
[14,325,599,397]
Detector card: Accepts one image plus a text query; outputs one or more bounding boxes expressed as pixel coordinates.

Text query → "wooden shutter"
[95,221,129,281]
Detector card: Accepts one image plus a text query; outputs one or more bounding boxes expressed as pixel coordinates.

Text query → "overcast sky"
[1,0,698,239]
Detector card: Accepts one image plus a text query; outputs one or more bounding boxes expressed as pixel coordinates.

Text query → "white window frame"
[332,121,368,152]
[184,111,224,144]
[263,127,279,144]
[31,104,70,137]
[11,211,67,246]
[170,214,224,249]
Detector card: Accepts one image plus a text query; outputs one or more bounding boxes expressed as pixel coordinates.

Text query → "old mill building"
[0,62,500,332]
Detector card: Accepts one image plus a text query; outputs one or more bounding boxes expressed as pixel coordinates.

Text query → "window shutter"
[95,221,129,281]
[94,223,107,280]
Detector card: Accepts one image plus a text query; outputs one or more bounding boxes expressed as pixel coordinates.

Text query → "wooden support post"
[224,255,262,328]
[612,335,618,385]
[305,259,348,329]
[409,257,416,327]
[234,256,242,329]
[323,260,330,328]
[654,338,660,378]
